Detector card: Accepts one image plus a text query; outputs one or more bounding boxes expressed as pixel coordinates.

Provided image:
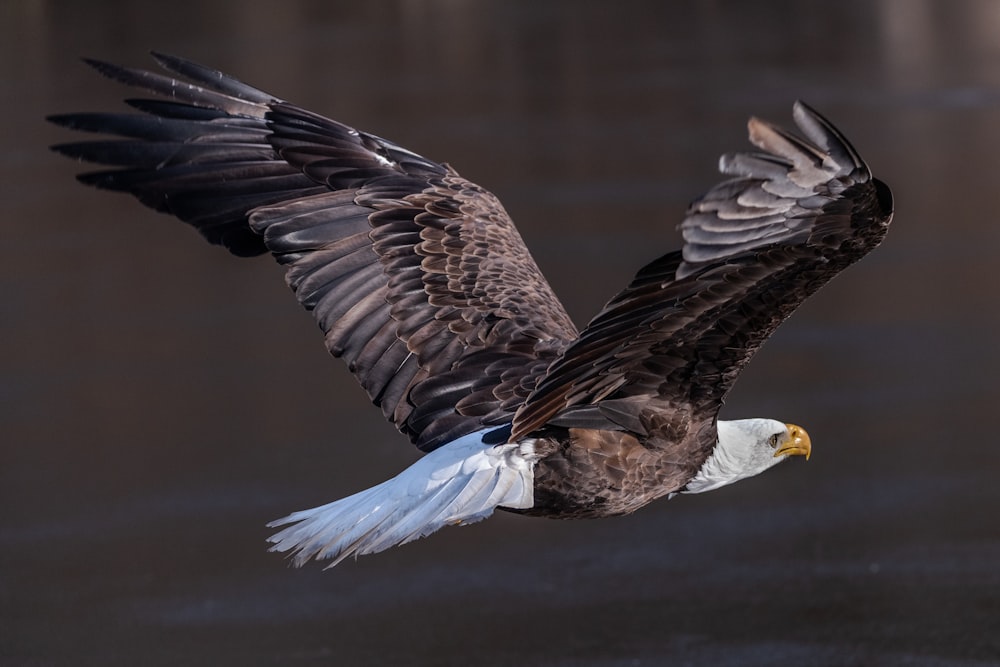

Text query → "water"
[2,1,999,665]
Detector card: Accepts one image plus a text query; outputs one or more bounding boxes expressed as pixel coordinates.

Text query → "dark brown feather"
[49,53,578,452]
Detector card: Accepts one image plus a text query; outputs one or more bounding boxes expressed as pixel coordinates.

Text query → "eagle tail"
[266,429,536,568]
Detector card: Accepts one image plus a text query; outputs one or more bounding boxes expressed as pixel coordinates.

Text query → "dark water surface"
[3,1,999,665]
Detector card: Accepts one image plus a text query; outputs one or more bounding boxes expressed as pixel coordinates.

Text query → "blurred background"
[2,1,999,665]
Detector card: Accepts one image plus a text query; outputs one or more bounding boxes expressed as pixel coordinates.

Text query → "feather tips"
[678,101,874,276]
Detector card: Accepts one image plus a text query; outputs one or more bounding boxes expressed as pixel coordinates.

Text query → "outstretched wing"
[511,102,893,442]
[49,53,578,451]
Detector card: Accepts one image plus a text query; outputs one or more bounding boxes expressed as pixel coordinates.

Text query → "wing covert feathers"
[49,53,577,451]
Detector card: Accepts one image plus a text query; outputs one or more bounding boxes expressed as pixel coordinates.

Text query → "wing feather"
[49,53,577,451]
[511,102,893,442]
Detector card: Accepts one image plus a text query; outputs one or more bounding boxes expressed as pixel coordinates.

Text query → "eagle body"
[523,426,708,519]
[50,53,892,567]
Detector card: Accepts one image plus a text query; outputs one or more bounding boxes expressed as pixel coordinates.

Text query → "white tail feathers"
[267,429,538,568]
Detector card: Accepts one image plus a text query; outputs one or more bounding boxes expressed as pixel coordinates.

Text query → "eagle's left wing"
[511,102,894,443]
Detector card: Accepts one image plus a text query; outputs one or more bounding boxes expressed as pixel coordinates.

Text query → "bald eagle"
[49,53,893,567]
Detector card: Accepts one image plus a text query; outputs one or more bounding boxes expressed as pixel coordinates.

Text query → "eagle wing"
[511,102,893,442]
[49,53,578,452]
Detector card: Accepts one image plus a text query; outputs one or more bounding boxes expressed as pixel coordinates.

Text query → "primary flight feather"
[50,53,893,567]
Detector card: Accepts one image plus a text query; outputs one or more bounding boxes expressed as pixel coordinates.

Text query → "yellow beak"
[775,423,812,460]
